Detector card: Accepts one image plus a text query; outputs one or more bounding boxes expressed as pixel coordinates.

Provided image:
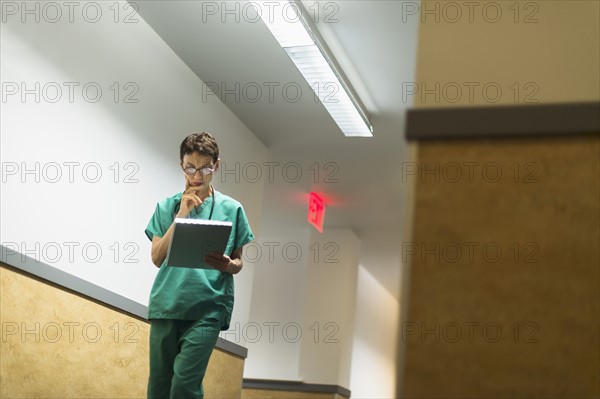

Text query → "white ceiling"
[133,0,420,238]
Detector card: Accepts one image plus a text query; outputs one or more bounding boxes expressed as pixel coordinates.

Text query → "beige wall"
[0,264,244,398]
[412,0,599,108]
[402,0,600,397]
[403,135,599,397]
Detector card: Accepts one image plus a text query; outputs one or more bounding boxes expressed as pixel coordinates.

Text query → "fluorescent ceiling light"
[250,0,373,137]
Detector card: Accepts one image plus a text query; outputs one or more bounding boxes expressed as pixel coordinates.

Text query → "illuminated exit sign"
[307,192,325,233]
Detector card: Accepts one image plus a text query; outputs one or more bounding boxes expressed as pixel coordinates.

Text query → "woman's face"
[180,151,219,196]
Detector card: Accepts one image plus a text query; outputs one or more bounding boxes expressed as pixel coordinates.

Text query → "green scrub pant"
[147,318,221,399]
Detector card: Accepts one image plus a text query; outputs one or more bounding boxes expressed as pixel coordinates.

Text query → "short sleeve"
[145,202,169,241]
[234,205,254,250]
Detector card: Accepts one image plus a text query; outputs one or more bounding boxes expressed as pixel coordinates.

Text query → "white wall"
[350,265,399,398]
[237,146,313,380]
[349,231,402,398]
[239,142,365,390]
[0,2,267,330]
[232,139,402,396]
[300,228,360,388]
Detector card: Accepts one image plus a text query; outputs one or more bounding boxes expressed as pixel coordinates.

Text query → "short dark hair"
[180,132,219,164]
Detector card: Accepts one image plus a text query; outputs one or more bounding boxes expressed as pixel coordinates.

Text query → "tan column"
[401,1,599,397]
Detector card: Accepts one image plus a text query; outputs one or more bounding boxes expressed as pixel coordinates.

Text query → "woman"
[144,132,254,398]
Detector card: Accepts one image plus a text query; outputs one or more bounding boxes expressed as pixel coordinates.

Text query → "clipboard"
[165,218,233,269]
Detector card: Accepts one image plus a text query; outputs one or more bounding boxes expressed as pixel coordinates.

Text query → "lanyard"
[207,186,215,220]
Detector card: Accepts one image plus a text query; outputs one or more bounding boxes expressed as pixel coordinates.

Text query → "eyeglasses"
[182,164,215,176]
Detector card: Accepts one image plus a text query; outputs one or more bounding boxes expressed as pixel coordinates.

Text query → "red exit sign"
[307,192,325,233]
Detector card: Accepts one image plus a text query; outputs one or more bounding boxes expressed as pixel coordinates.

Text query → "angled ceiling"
[133,0,420,237]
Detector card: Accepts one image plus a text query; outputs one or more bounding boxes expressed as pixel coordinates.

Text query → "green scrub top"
[145,189,254,330]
